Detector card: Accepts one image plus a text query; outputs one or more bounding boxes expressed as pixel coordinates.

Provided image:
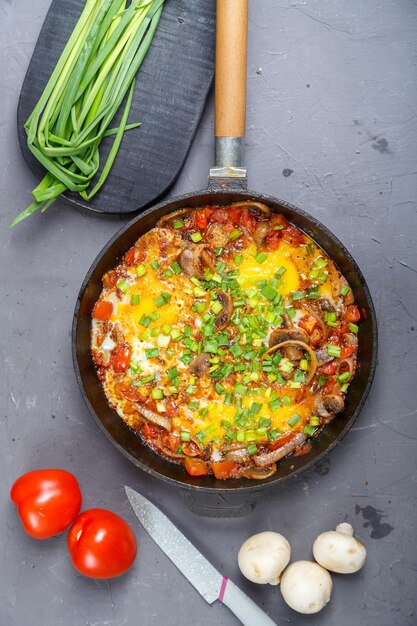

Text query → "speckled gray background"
[2,1,417,625]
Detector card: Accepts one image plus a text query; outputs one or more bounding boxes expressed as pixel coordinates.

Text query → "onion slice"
[133,404,171,431]
[254,433,306,467]
[263,340,318,385]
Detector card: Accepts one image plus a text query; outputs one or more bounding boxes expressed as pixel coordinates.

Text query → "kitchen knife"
[125,487,277,626]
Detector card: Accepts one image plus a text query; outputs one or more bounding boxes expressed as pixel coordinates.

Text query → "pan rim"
[72,187,378,494]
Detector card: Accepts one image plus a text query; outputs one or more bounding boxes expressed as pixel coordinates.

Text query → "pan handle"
[210,0,248,176]
[179,488,261,518]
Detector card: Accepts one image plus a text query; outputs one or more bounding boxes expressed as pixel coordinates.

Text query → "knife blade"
[125,486,277,626]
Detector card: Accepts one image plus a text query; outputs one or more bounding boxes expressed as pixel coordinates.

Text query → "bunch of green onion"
[10,0,165,228]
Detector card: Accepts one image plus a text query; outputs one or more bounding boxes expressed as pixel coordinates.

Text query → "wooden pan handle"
[215,0,248,138]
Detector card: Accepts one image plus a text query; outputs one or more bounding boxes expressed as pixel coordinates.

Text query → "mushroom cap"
[280,560,333,614]
[313,528,367,574]
[238,531,291,585]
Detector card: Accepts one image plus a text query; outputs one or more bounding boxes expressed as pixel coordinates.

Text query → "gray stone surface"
[1,1,416,625]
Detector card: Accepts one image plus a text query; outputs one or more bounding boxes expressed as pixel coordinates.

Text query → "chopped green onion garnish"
[234,383,247,396]
[256,252,268,264]
[299,359,309,371]
[288,413,301,427]
[315,257,328,269]
[235,255,243,265]
[173,220,185,229]
[211,300,223,314]
[250,402,262,415]
[204,340,218,354]
[304,424,317,436]
[151,388,163,400]
[136,264,146,278]
[138,374,155,385]
[229,229,242,241]
[139,315,151,328]
[310,415,320,426]
[341,383,349,392]
[145,348,159,359]
[154,292,171,308]
[275,266,287,277]
[327,344,341,358]
[193,287,206,298]
[349,323,359,333]
[293,370,306,384]
[150,261,160,271]
[325,311,337,324]
[191,231,202,243]
[260,285,278,301]
[180,432,191,441]
[268,429,280,440]
[318,375,327,387]
[337,371,350,383]
[341,285,350,296]
[268,398,282,411]
[116,279,130,294]
[259,417,271,428]
[170,261,182,275]
[167,367,179,380]
[170,328,182,341]
[307,286,319,300]
[291,290,304,301]
[247,444,258,456]
[230,343,244,358]
[130,293,141,305]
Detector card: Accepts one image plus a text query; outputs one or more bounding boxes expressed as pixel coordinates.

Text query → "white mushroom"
[312,522,367,574]
[280,561,333,614]
[238,531,291,585]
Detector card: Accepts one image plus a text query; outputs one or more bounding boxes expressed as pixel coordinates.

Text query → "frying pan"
[73,0,377,517]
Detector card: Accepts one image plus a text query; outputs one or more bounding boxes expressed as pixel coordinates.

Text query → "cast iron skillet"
[73,0,377,516]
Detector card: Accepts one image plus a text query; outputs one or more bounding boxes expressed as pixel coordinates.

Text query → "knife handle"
[220,578,277,626]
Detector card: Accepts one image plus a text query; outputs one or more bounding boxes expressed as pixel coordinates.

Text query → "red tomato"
[212,461,238,480]
[10,469,82,540]
[229,208,242,223]
[111,345,131,372]
[282,225,306,246]
[269,432,296,451]
[346,305,361,323]
[194,208,212,229]
[210,209,229,224]
[239,210,256,233]
[92,300,113,321]
[340,345,356,358]
[124,247,136,265]
[293,443,312,457]
[265,230,282,250]
[141,422,160,440]
[320,360,338,376]
[299,315,318,335]
[168,434,181,452]
[67,509,137,579]
[184,458,208,476]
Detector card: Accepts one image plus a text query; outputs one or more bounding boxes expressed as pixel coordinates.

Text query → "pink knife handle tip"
[219,576,228,603]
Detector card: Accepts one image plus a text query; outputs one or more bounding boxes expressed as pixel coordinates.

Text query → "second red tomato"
[67,508,137,579]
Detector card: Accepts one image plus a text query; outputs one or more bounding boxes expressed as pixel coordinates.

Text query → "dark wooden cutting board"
[17,0,215,214]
